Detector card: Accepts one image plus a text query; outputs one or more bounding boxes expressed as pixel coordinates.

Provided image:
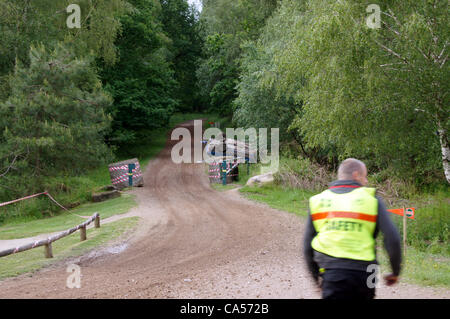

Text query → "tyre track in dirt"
[0,120,448,299]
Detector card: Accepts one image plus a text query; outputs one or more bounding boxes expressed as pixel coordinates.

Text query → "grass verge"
[210,184,239,191]
[377,243,450,287]
[240,184,314,216]
[0,194,137,240]
[0,217,139,280]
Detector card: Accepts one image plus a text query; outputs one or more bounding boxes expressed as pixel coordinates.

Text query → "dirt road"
[0,120,448,299]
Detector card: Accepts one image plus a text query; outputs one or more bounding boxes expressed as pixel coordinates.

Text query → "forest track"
[0,120,448,299]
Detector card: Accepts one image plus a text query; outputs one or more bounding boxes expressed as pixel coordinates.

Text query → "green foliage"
[0,1,203,222]
[274,157,332,192]
[160,0,203,112]
[203,0,448,183]
[0,0,129,101]
[197,33,240,116]
[100,0,203,146]
[233,1,304,142]
[0,44,113,200]
[197,0,279,116]
[272,0,449,180]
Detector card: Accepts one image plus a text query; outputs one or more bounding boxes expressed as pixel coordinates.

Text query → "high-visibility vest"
[309,187,378,261]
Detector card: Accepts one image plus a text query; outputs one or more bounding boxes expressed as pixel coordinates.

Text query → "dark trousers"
[321,269,376,300]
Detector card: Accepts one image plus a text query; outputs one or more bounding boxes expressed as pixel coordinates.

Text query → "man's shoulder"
[309,189,328,201]
[359,186,376,197]
[373,192,387,204]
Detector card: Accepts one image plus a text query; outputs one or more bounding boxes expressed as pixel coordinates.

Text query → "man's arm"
[303,211,320,283]
[376,196,402,276]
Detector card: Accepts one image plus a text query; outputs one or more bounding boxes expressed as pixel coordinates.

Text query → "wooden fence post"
[80,226,87,241]
[0,213,100,260]
[45,243,53,258]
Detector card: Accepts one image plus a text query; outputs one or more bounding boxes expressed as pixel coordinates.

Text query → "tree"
[0,0,129,102]
[99,0,179,146]
[197,0,279,115]
[272,0,449,182]
[233,0,304,142]
[160,0,203,112]
[369,0,449,183]
[0,44,113,195]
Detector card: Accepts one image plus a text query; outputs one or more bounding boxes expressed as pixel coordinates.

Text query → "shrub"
[274,157,332,192]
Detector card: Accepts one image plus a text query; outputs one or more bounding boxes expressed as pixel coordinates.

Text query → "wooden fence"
[0,213,100,259]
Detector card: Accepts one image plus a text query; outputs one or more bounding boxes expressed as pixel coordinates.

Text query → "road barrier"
[108,158,144,189]
[208,160,240,183]
[0,213,100,259]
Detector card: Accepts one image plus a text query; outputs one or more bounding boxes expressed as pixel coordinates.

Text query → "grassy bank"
[240,185,314,216]
[0,194,136,240]
[378,244,450,287]
[0,217,139,280]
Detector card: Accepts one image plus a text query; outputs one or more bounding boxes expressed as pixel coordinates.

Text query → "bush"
[274,157,332,192]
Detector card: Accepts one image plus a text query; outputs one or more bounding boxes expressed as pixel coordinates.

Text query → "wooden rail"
[0,213,100,258]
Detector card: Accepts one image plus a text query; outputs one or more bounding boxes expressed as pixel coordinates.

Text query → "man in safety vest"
[303,158,402,299]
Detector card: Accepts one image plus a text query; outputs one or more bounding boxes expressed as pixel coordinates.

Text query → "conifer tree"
[0,44,113,192]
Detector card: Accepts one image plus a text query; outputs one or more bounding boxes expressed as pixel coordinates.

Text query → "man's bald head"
[337,158,368,185]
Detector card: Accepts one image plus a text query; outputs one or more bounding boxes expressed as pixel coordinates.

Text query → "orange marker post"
[403,206,407,257]
[387,207,415,257]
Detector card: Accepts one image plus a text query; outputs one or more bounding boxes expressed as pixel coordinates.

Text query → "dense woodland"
[197,0,449,186]
[0,0,448,207]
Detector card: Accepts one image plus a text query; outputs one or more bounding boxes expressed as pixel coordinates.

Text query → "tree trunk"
[437,121,450,184]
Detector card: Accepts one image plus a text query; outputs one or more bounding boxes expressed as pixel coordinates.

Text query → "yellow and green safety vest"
[309,187,378,261]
